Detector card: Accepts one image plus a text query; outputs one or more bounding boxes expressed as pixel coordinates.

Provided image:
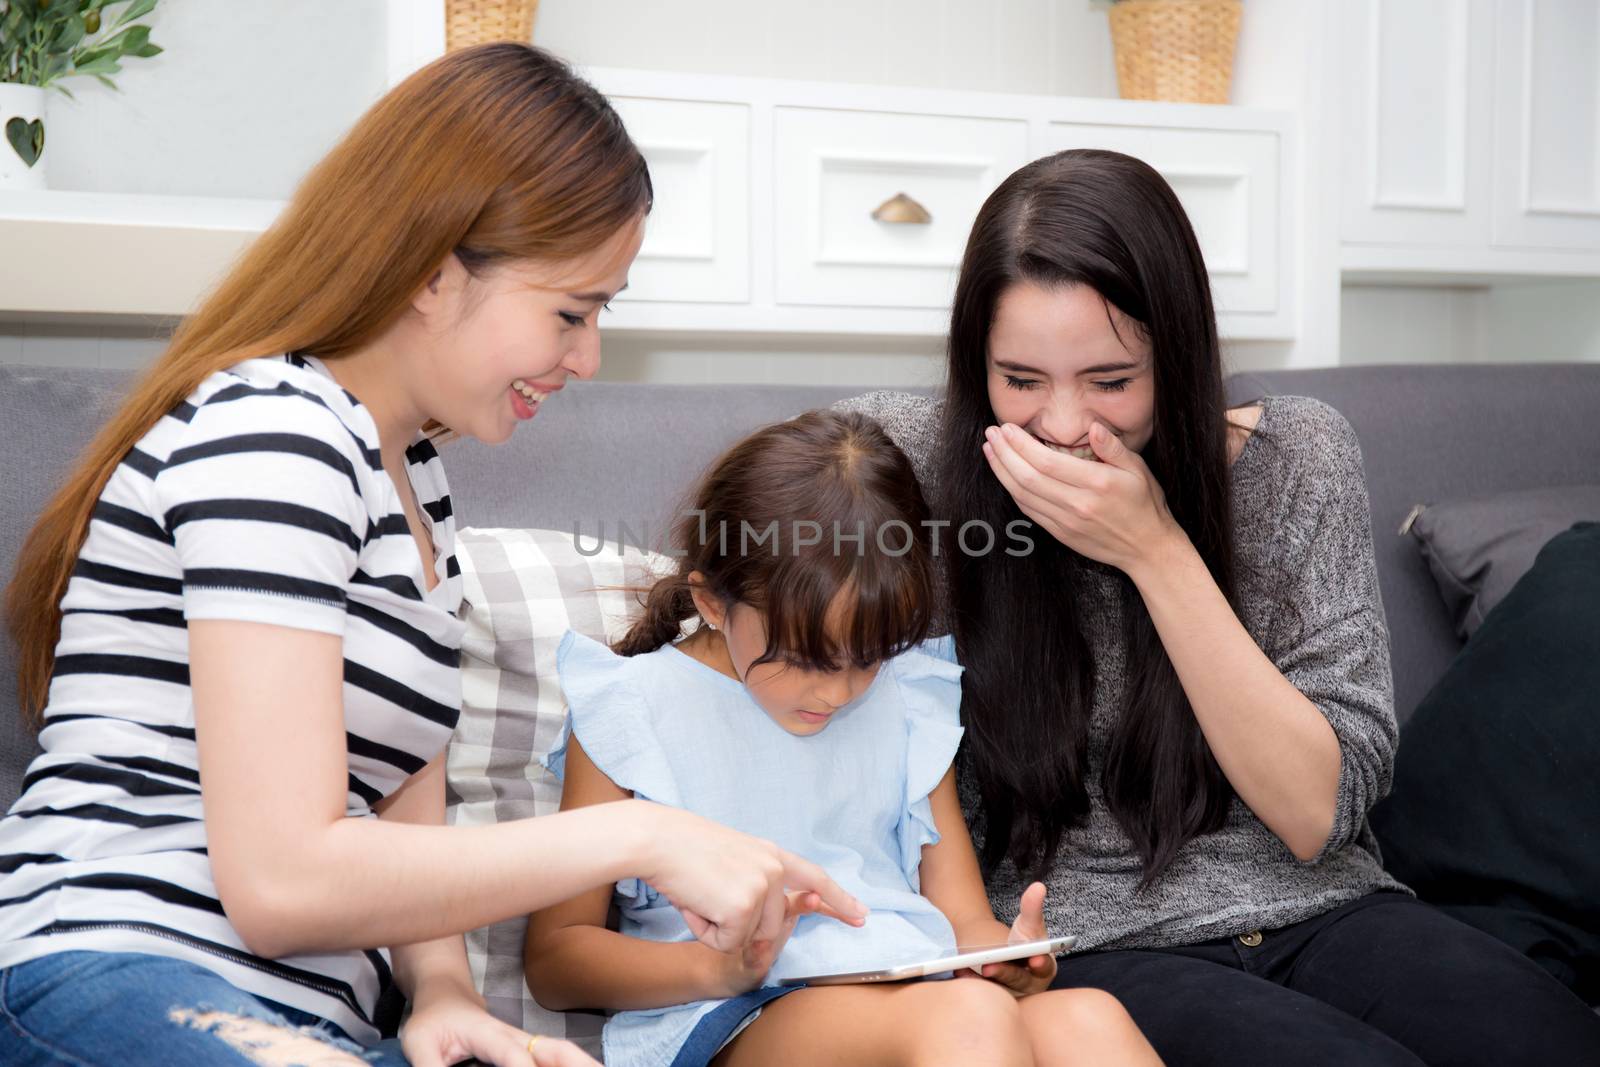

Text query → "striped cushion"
[445,527,669,1059]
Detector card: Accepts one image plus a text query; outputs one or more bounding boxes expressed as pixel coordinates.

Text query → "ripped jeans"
[0,951,410,1066]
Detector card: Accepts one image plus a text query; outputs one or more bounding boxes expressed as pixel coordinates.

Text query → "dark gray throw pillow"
[1405,485,1600,640]
[1372,522,1600,1006]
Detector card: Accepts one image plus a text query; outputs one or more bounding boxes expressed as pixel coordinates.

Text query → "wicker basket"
[445,0,541,51]
[1108,0,1243,105]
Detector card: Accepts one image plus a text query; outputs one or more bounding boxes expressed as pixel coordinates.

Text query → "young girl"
[524,411,1162,1067]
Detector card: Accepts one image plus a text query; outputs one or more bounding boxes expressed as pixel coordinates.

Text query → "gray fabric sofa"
[4,360,1600,810]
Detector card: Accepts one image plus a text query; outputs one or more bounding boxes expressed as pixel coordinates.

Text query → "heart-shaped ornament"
[6,116,45,168]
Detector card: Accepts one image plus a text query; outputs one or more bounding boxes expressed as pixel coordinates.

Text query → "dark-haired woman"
[0,45,860,1067]
[839,148,1600,1065]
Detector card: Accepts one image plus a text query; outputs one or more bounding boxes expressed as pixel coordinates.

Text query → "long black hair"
[939,149,1242,889]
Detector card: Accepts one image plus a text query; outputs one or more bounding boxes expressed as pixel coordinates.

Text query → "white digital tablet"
[778,935,1078,986]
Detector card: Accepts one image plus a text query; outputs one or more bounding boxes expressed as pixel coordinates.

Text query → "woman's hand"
[401,986,597,1066]
[981,420,1183,576]
[969,881,1057,998]
[711,890,824,998]
[638,802,868,954]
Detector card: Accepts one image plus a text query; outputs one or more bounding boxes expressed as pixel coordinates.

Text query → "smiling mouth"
[1031,434,1098,461]
[511,379,553,408]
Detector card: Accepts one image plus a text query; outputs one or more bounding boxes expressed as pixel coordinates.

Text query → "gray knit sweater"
[833,390,1408,950]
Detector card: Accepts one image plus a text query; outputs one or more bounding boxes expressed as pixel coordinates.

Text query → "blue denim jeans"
[0,950,410,1066]
[668,984,801,1067]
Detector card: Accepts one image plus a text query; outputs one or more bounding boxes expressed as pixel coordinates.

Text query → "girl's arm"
[522,736,740,1012]
[917,769,1055,995]
[917,769,1017,948]
[191,619,864,960]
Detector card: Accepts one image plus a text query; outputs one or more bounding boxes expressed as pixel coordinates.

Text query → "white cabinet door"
[608,97,751,304]
[773,107,1030,309]
[1037,124,1280,318]
[1340,0,1494,248]
[1492,0,1600,251]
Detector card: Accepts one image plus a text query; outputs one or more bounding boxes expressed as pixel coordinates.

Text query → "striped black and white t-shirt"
[0,353,464,1043]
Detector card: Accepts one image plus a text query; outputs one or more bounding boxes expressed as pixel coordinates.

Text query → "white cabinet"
[587,68,1296,341]
[1491,0,1600,252]
[773,108,1030,309]
[607,97,751,304]
[1339,0,1494,250]
[1039,123,1281,318]
[1339,0,1600,277]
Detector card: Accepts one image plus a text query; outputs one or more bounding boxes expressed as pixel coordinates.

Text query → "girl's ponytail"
[613,571,698,657]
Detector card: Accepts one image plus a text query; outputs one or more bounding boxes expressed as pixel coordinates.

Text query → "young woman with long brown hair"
[0,44,860,1067]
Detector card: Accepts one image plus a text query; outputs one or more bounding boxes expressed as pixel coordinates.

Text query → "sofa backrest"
[1226,363,1600,720]
[4,361,1599,808]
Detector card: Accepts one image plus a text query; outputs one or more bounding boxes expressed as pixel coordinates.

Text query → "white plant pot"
[1,83,49,191]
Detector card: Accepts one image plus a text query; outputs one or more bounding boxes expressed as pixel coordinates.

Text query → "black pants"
[1050,891,1600,1066]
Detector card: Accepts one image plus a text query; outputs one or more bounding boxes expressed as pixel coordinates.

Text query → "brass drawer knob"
[871,192,932,225]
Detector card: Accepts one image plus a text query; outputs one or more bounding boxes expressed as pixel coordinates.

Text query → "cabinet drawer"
[774,107,1030,309]
[609,97,750,304]
[1038,124,1281,316]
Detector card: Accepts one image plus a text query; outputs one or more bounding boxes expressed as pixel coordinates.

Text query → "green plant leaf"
[89,21,147,64]
[93,72,115,90]
[113,0,157,30]
[70,53,120,77]
[48,12,84,54]
[5,114,44,168]
[0,0,159,89]
[113,23,149,54]
[32,4,74,47]
[40,51,69,81]
[71,44,116,71]
[1,8,27,44]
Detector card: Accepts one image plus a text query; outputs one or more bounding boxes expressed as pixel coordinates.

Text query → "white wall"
[1340,286,1489,365]
[1336,281,1600,366]
[535,0,1117,98]
[43,0,391,199]
[3,0,395,373]
[1483,281,1600,363]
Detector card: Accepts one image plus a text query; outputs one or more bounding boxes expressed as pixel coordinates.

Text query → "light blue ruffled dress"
[544,630,965,1067]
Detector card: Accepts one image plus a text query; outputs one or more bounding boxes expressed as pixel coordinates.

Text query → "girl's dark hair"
[615,410,936,670]
[939,148,1242,890]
